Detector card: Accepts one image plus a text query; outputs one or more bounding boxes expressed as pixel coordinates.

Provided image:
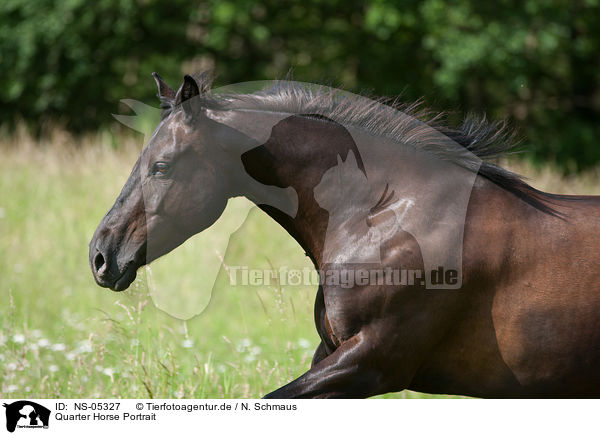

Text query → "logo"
[3,401,50,432]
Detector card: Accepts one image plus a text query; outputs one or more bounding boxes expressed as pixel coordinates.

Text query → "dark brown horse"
[90,72,600,398]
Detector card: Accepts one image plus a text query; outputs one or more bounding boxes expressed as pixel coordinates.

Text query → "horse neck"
[217,108,482,273]
[219,112,368,265]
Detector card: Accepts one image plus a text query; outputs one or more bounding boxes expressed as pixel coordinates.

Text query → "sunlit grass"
[1,127,598,398]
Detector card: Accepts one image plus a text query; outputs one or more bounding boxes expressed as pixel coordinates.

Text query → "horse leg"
[265,285,463,398]
[311,285,335,368]
[311,341,328,367]
[264,331,390,398]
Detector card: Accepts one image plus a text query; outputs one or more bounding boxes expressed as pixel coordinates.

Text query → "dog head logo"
[3,401,50,432]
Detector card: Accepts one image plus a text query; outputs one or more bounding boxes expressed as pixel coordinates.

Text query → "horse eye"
[151,162,170,176]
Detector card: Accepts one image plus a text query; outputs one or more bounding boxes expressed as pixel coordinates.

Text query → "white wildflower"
[51,343,66,352]
[4,385,18,393]
[37,338,50,348]
[181,339,194,348]
[298,338,312,349]
[240,338,252,347]
[77,341,93,353]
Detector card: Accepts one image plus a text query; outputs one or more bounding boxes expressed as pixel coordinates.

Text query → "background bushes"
[2,0,599,170]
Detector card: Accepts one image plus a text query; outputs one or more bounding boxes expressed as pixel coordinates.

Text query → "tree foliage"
[1,0,599,170]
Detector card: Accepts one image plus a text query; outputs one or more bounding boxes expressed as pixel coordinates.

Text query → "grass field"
[1,128,599,399]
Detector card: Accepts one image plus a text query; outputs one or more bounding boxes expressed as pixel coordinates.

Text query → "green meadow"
[1,129,598,399]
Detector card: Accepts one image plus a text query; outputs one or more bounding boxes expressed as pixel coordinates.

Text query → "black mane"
[160,75,569,216]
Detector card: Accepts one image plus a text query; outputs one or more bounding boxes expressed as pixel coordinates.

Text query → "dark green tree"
[1,0,599,170]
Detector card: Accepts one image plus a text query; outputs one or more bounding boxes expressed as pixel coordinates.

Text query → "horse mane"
[162,74,566,216]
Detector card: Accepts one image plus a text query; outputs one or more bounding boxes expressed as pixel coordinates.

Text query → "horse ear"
[175,75,200,105]
[152,72,175,100]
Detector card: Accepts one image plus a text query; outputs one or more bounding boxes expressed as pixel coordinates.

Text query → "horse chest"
[319,281,390,345]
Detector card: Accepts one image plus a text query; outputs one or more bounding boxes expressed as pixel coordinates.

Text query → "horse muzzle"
[89,230,146,292]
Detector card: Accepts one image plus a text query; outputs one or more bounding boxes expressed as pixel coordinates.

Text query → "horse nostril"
[93,251,108,277]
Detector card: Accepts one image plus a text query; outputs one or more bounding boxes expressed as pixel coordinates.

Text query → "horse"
[90,72,600,398]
